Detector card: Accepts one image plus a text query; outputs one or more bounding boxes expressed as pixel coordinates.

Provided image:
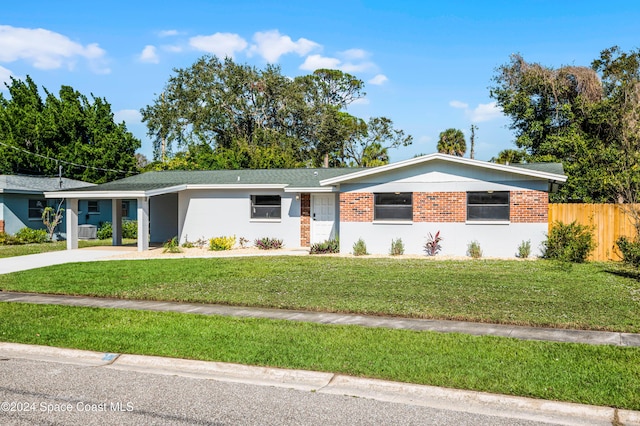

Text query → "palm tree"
[437,128,466,157]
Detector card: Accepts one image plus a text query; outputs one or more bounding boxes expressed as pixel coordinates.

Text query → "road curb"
[1,342,639,425]
[110,353,333,391]
[0,342,118,366]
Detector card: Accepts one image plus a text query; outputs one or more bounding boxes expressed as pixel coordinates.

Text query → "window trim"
[466,191,510,222]
[373,192,413,222]
[250,195,282,220]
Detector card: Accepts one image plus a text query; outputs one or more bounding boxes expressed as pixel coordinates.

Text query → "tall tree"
[489,48,640,203]
[437,128,466,156]
[342,116,413,167]
[0,76,140,183]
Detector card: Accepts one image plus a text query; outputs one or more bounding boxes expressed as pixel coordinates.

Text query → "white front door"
[311,194,336,243]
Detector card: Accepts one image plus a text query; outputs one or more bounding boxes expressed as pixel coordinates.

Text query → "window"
[374,193,412,221]
[88,200,100,214]
[251,195,281,219]
[467,191,510,221]
[122,201,130,218]
[28,199,46,219]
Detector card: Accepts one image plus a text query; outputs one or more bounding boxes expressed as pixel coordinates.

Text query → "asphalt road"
[0,357,564,426]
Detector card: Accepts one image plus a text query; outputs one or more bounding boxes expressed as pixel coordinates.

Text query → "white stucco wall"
[178,189,301,248]
[339,222,548,258]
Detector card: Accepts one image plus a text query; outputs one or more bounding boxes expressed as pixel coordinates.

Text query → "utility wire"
[0,141,137,176]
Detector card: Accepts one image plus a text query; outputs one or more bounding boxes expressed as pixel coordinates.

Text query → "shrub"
[209,235,236,251]
[542,221,596,263]
[182,236,208,249]
[616,236,640,267]
[96,221,138,240]
[163,236,182,253]
[467,240,482,259]
[122,220,138,239]
[96,222,112,240]
[516,240,531,259]
[310,238,339,254]
[254,237,283,250]
[15,227,49,244]
[238,237,250,248]
[389,238,404,256]
[0,231,19,245]
[352,238,368,256]
[424,231,442,256]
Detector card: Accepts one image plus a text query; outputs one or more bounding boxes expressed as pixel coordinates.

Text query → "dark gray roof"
[63,168,367,192]
[0,175,93,193]
[509,162,565,176]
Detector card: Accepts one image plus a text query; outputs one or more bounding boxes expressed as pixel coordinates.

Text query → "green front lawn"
[0,239,137,259]
[1,257,638,332]
[2,302,639,410]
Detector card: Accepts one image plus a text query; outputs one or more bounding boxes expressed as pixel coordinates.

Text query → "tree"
[490,149,527,164]
[342,116,413,167]
[489,48,640,203]
[0,76,140,183]
[437,128,466,156]
[141,56,411,170]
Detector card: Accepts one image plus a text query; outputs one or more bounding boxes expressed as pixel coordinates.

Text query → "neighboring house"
[0,175,137,238]
[47,154,567,257]
[0,175,93,236]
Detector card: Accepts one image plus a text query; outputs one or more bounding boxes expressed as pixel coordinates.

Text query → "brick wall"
[0,220,4,233]
[510,190,548,223]
[339,193,373,222]
[413,192,466,222]
[300,193,310,247]
[339,190,548,223]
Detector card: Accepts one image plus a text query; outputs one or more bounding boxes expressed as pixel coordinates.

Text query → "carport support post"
[137,197,149,252]
[66,198,78,250]
[112,199,122,246]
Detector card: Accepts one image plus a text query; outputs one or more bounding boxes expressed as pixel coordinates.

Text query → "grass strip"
[0,239,136,259]
[1,302,639,410]
[1,257,639,332]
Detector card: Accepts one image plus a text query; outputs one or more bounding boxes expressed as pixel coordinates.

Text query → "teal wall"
[1,195,137,236]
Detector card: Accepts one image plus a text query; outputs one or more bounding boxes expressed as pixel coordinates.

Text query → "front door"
[311,194,335,244]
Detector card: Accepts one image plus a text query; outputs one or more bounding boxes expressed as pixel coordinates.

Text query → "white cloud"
[299,54,341,71]
[449,100,502,123]
[0,65,13,87]
[114,109,142,123]
[369,74,388,85]
[340,49,369,60]
[158,30,179,37]
[189,33,248,58]
[471,102,502,122]
[249,30,320,63]
[139,45,159,63]
[341,61,376,73]
[449,100,469,109]
[0,25,108,73]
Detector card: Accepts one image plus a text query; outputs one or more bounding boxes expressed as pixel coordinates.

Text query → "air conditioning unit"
[78,224,97,240]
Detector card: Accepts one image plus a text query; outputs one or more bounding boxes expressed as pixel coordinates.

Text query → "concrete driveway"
[0,247,135,275]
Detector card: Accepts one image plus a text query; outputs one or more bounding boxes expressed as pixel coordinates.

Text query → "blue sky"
[2,1,639,163]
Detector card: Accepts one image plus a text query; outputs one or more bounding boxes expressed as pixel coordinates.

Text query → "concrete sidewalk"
[1,342,638,426]
[0,248,133,274]
[2,291,639,347]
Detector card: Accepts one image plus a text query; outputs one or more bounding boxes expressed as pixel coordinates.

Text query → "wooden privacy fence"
[548,204,639,261]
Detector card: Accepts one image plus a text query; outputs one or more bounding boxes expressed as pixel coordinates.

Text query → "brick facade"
[339,190,548,223]
[510,190,548,223]
[300,193,311,247]
[339,193,373,222]
[413,192,466,222]
[0,220,3,233]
